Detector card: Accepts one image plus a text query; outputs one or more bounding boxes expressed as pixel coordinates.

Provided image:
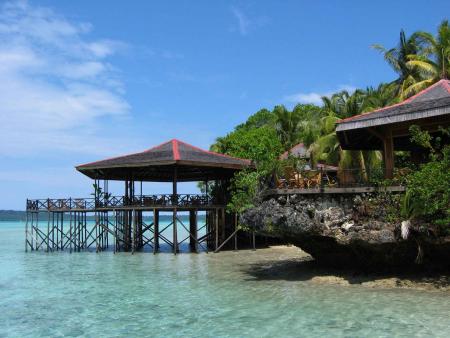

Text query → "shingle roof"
[279,143,310,160]
[78,139,251,169]
[76,139,252,181]
[336,79,450,131]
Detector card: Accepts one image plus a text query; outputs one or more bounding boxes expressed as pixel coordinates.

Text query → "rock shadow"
[241,257,450,289]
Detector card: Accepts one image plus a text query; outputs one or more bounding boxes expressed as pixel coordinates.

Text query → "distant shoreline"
[0,210,205,222]
[0,210,26,221]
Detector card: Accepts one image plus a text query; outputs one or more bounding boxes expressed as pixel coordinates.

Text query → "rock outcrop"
[241,194,450,270]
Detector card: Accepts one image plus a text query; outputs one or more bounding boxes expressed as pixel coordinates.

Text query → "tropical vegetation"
[209,19,450,225]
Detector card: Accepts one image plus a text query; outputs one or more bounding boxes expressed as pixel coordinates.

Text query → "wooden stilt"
[215,209,219,251]
[189,210,198,252]
[25,210,29,252]
[173,209,178,254]
[221,208,226,244]
[153,208,159,254]
[60,212,64,251]
[132,209,136,254]
[234,213,238,251]
[173,166,178,255]
[252,231,256,251]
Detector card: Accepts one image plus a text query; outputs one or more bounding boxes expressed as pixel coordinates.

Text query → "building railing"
[26,194,216,211]
[272,167,399,189]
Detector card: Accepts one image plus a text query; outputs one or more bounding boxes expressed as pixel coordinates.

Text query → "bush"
[403,145,450,229]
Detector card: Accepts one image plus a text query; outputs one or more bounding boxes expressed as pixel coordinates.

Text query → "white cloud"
[231,7,250,35]
[230,6,268,36]
[284,85,356,105]
[0,1,130,156]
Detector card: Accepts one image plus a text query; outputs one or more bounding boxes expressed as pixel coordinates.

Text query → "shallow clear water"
[1,221,449,337]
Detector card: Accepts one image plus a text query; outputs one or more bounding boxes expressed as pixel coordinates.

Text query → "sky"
[0,0,449,209]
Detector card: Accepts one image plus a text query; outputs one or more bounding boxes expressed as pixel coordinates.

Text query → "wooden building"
[25,139,252,254]
[336,79,450,178]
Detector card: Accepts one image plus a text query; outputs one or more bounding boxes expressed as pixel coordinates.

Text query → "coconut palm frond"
[401,78,435,99]
[407,59,438,77]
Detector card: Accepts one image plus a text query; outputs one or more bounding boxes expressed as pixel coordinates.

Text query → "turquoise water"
[1,221,450,337]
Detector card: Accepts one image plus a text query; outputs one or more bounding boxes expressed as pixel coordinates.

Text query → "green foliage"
[402,126,450,228]
[404,153,450,222]
[213,125,282,164]
[409,125,433,150]
[210,109,284,212]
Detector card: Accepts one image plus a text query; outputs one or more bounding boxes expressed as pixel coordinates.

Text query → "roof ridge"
[172,139,180,160]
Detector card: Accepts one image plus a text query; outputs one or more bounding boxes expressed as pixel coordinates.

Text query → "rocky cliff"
[241,193,450,270]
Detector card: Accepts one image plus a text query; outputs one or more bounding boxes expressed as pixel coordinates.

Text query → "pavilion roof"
[279,143,310,160]
[336,80,450,150]
[76,139,252,181]
[336,79,450,132]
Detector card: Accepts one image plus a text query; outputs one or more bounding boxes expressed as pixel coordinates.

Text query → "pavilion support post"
[189,210,198,253]
[383,128,394,179]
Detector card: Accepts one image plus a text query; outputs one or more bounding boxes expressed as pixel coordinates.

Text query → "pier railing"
[26,194,216,211]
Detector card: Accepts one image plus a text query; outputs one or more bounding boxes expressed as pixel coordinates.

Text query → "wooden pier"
[25,194,236,254]
[25,139,254,254]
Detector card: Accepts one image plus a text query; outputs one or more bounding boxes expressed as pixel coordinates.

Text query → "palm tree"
[274,105,302,150]
[372,30,421,97]
[403,20,450,98]
[363,82,399,112]
[312,90,382,180]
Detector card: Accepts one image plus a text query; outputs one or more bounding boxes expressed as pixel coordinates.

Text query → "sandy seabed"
[235,245,450,292]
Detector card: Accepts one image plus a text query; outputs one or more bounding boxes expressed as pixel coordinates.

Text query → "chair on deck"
[283,166,299,188]
[305,171,322,188]
[323,173,337,187]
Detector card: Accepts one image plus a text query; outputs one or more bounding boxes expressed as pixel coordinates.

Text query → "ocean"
[1,220,449,337]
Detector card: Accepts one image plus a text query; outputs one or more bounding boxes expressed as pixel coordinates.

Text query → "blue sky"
[0,0,449,209]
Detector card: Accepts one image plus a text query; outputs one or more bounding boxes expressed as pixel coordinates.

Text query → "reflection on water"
[1,221,449,337]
